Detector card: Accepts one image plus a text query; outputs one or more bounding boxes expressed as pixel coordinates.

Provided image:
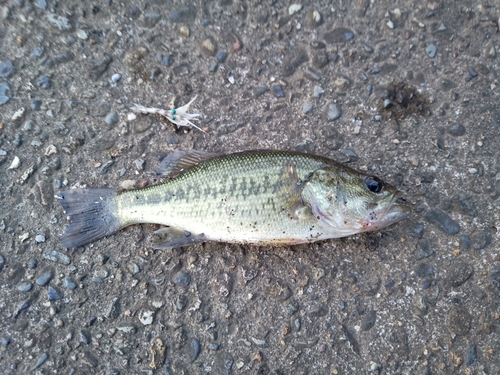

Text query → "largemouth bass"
[58,150,410,248]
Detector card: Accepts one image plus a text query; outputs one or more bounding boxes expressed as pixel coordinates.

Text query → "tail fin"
[57,188,122,248]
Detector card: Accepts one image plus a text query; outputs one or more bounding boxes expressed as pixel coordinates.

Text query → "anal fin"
[152,227,205,249]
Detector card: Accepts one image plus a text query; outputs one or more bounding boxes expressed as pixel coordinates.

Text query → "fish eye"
[364,176,383,193]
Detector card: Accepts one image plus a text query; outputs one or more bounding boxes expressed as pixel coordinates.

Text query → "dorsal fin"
[155,150,223,178]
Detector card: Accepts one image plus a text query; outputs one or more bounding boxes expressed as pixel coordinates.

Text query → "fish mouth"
[381,193,411,226]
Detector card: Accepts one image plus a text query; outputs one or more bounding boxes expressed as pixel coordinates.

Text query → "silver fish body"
[58,150,410,248]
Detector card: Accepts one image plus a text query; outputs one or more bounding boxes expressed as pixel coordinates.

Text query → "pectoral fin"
[282,161,308,220]
[152,227,205,249]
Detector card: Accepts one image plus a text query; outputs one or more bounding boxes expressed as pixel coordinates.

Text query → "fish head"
[301,165,410,237]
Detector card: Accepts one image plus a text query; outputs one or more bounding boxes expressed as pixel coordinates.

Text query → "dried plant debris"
[131,96,203,133]
[380,81,431,119]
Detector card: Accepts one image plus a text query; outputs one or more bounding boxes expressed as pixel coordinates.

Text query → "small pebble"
[295,138,315,153]
[35,234,46,243]
[129,263,140,274]
[36,269,54,286]
[127,6,141,18]
[313,86,324,97]
[44,250,71,265]
[327,103,342,121]
[370,67,380,74]
[179,25,190,37]
[189,338,201,362]
[105,112,119,125]
[17,282,33,292]
[97,160,114,174]
[77,30,88,40]
[216,51,228,63]
[200,37,217,56]
[48,286,61,300]
[425,44,437,58]
[63,276,77,290]
[0,82,11,105]
[361,310,377,331]
[173,271,191,286]
[111,73,121,82]
[28,259,37,269]
[302,103,313,114]
[31,100,42,110]
[8,156,21,170]
[157,54,173,67]
[405,223,424,238]
[253,87,268,97]
[416,263,433,277]
[272,85,285,98]
[37,75,51,89]
[1,337,10,346]
[209,62,218,72]
[422,279,433,289]
[208,342,219,351]
[344,31,354,40]
[13,299,30,317]
[134,159,145,171]
[35,0,47,10]
[139,310,154,325]
[31,46,45,59]
[0,60,15,78]
[31,352,48,371]
[286,303,298,315]
[384,279,395,288]
[425,209,460,235]
[341,149,358,162]
[470,230,493,250]
[465,344,477,366]
[468,67,478,77]
[288,4,302,15]
[448,124,465,136]
[80,330,91,344]
[448,261,473,287]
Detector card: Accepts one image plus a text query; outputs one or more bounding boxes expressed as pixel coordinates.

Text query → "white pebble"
[35,235,46,243]
[127,112,137,121]
[44,144,58,156]
[386,20,394,29]
[228,76,235,84]
[139,310,154,325]
[77,30,88,40]
[312,10,321,23]
[8,156,21,170]
[468,168,477,174]
[111,73,121,83]
[288,4,303,15]
[11,107,25,121]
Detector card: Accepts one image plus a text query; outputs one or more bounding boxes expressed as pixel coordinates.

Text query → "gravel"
[424,210,460,235]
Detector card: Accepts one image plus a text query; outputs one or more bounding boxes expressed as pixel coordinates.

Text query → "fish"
[57,150,410,249]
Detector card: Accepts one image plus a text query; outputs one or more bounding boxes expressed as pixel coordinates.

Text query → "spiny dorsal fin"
[155,150,223,178]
